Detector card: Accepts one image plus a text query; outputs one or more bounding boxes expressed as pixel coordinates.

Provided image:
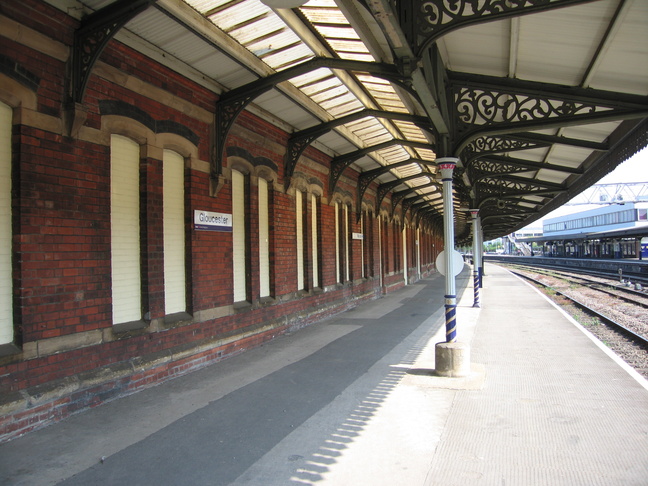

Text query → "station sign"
[194,210,232,232]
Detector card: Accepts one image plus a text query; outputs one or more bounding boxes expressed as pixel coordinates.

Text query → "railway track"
[504,264,648,308]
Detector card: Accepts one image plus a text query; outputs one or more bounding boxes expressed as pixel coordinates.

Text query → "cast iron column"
[470,209,480,307]
[437,158,458,343]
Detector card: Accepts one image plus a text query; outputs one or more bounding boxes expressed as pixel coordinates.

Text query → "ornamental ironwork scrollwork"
[454,88,604,136]
[284,135,319,186]
[472,159,529,175]
[468,158,529,181]
[462,136,543,163]
[412,0,592,54]
[417,0,561,34]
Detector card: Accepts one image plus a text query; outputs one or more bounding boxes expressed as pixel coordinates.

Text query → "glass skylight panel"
[229,15,284,43]
[290,69,336,90]
[338,52,375,62]
[345,117,380,132]
[301,5,348,25]
[381,149,411,164]
[183,1,434,175]
[397,165,424,177]
[327,101,363,117]
[207,1,269,31]
[377,146,406,158]
[185,0,231,14]
[414,148,436,159]
[240,27,293,52]
[297,77,342,97]
[320,92,361,111]
[409,176,433,186]
[393,122,430,143]
[316,25,360,40]
[309,85,350,104]
[262,46,314,71]
[327,39,368,54]
[363,132,394,146]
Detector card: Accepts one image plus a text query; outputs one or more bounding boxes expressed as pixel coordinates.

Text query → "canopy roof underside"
[64,0,648,241]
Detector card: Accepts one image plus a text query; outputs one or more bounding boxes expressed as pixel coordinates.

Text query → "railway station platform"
[1,264,647,485]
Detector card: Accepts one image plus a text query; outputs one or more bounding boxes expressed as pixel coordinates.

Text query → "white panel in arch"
[258,179,270,298]
[335,202,340,283]
[296,191,304,291]
[163,150,186,315]
[344,205,349,282]
[0,103,13,344]
[232,170,246,302]
[311,194,318,288]
[111,135,141,324]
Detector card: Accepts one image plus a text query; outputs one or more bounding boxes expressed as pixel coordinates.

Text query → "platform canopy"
[66,0,648,241]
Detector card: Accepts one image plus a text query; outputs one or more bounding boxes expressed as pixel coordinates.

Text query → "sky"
[521,145,648,229]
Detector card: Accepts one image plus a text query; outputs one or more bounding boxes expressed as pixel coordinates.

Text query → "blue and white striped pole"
[437,158,458,343]
[470,209,480,308]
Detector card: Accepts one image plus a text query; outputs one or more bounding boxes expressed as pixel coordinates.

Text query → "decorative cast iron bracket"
[461,136,549,166]
[356,158,436,213]
[66,0,157,136]
[376,172,436,214]
[212,57,410,180]
[284,109,433,189]
[392,182,438,218]
[449,72,648,155]
[404,0,600,57]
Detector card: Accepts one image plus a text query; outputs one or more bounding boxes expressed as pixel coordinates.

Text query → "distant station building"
[517,203,648,259]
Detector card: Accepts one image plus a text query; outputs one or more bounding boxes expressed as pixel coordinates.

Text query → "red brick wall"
[0,0,442,442]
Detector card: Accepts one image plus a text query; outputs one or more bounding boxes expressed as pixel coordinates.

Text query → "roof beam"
[329,138,435,192]
[357,158,437,208]
[376,173,436,212]
[285,109,433,184]
[214,57,409,177]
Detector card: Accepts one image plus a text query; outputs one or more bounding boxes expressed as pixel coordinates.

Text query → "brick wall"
[0,0,443,443]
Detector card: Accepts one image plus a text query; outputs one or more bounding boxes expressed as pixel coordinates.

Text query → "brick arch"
[330,189,354,212]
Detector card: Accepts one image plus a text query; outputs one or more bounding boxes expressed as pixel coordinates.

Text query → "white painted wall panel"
[0,103,13,344]
[258,179,270,298]
[344,205,349,281]
[111,135,141,324]
[163,150,186,315]
[296,191,304,291]
[335,202,340,283]
[232,170,246,302]
[311,194,318,288]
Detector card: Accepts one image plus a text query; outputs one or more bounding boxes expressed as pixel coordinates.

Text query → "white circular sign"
[435,250,465,277]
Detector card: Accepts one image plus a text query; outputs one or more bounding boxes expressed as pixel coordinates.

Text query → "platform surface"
[1,264,646,485]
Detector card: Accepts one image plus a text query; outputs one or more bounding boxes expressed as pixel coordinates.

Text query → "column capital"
[435,157,459,180]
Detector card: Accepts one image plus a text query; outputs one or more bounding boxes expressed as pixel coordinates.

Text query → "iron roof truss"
[62,0,648,240]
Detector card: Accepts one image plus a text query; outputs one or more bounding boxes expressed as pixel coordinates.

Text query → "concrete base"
[434,341,471,377]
